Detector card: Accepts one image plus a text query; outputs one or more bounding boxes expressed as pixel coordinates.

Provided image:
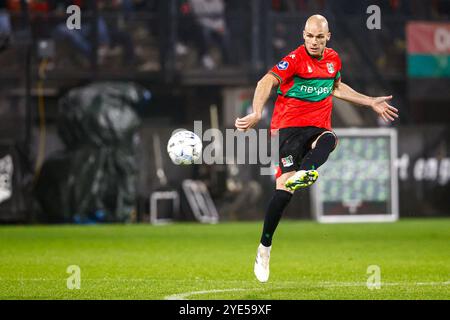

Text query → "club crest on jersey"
[277,61,289,71]
[281,155,294,167]
[327,63,335,74]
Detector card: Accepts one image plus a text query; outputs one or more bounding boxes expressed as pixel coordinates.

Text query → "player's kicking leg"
[285,131,337,191]
[254,172,294,282]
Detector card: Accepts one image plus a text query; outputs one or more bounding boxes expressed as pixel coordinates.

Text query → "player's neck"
[304,46,325,60]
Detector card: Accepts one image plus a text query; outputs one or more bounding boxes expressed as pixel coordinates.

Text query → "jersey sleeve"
[334,53,342,81]
[269,52,298,84]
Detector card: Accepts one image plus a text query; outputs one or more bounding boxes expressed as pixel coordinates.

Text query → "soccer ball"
[167,130,202,165]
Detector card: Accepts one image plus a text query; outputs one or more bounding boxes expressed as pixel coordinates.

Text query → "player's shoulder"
[324,47,341,61]
[284,46,304,61]
[293,45,308,57]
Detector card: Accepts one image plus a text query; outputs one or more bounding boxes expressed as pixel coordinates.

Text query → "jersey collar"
[303,45,325,61]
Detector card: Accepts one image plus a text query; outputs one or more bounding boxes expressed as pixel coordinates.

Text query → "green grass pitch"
[0,218,449,300]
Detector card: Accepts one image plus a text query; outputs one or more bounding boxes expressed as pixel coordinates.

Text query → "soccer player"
[235,15,399,282]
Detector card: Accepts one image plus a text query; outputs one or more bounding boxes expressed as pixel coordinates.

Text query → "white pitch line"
[164,281,450,300]
[165,289,248,300]
[2,278,448,300]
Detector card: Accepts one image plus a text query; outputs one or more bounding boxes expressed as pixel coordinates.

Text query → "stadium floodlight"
[311,128,399,223]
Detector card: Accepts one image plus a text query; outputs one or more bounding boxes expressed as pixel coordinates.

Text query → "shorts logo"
[281,155,294,167]
[277,61,289,71]
[327,63,335,74]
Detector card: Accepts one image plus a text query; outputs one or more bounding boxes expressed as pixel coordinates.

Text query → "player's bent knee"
[320,132,337,147]
[312,131,337,150]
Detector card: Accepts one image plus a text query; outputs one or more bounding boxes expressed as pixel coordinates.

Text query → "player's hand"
[370,95,399,122]
[235,112,261,132]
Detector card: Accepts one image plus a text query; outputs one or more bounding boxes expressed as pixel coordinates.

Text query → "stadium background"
[0,0,449,301]
[1,0,448,223]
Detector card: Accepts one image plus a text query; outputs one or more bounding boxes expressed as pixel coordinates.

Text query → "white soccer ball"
[167,130,202,165]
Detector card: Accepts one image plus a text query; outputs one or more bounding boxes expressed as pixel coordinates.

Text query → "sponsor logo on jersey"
[307,65,313,73]
[281,155,294,167]
[277,61,289,71]
[300,85,333,96]
[327,63,335,74]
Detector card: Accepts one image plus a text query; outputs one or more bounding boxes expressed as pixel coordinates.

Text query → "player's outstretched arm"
[333,79,399,122]
[235,73,279,131]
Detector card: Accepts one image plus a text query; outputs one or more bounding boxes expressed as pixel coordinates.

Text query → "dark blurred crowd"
[271,0,449,19]
[0,0,448,72]
[0,0,161,70]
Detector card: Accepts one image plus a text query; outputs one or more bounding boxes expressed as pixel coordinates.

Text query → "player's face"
[303,25,331,57]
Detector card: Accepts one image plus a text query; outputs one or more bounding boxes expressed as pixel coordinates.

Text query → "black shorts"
[277,126,337,175]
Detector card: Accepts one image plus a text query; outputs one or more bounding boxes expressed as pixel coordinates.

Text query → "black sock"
[300,133,336,171]
[260,190,292,247]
